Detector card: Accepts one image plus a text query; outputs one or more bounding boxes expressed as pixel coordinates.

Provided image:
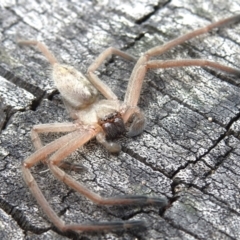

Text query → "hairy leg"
[31,122,79,150]
[147,59,240,76]
[124,15,240,107]
[17,39,58,65]
[87,47,136,100]
[23,125,167,232]
[30,122,86,170]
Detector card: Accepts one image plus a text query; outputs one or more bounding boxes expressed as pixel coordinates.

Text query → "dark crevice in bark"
[186,44,240,86]
[153,76,239,131]
[224,110,240,137]
[121,145,171,178]
[0,197,50,234]
[0,66,44,99]
[204,67,240,87]
[135,0,171,25]
[122,33,146,51]
[0,101,10,131]
[163,216,203,240]
[0,66,45,111]
[47,89,60,101]
[170,128,228,181]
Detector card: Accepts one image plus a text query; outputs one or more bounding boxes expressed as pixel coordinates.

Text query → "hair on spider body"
[52,63,98,109]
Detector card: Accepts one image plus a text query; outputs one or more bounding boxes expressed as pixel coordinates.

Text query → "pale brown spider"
[18,15,240,233]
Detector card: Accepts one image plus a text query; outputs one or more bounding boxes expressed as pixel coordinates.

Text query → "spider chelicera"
[18,14,240,233]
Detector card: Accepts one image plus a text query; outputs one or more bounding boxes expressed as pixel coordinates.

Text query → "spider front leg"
[21,132,81,231]
[146,59,240,76]
[124,14,240,108]
[123,15,240,137]
[22,126,130,232]
[124,56,240,114]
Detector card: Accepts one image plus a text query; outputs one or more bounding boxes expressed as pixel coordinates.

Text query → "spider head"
[99,112,126,139]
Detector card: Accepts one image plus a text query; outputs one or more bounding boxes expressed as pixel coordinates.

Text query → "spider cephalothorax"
[18,14,240,233]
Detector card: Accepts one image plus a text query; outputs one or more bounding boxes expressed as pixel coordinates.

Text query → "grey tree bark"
[1,0,240,239]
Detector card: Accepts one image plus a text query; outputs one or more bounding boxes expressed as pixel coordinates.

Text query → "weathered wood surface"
[1,0,240,239]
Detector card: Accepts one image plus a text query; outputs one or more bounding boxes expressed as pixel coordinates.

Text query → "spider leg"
[87,47,136,100]
[146,14,240,58]
[124,14,240,107]
[24,130,84,168]
[23,125,164,232]
[17,39,58,65]
[146,59,240,76]
[31,122,79,151]
[49,153,167,207]
[44,128,168,231]
[24,164,146,232]
[31,122,85,171]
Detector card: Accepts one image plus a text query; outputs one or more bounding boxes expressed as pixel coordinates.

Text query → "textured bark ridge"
[1,0,240,239]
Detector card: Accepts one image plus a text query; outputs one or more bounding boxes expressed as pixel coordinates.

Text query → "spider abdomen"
[52,63,98,109]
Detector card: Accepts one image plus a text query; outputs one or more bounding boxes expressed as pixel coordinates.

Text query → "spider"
[18,15,240,233]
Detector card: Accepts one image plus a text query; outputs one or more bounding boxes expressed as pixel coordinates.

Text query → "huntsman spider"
[18,14,240,233]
